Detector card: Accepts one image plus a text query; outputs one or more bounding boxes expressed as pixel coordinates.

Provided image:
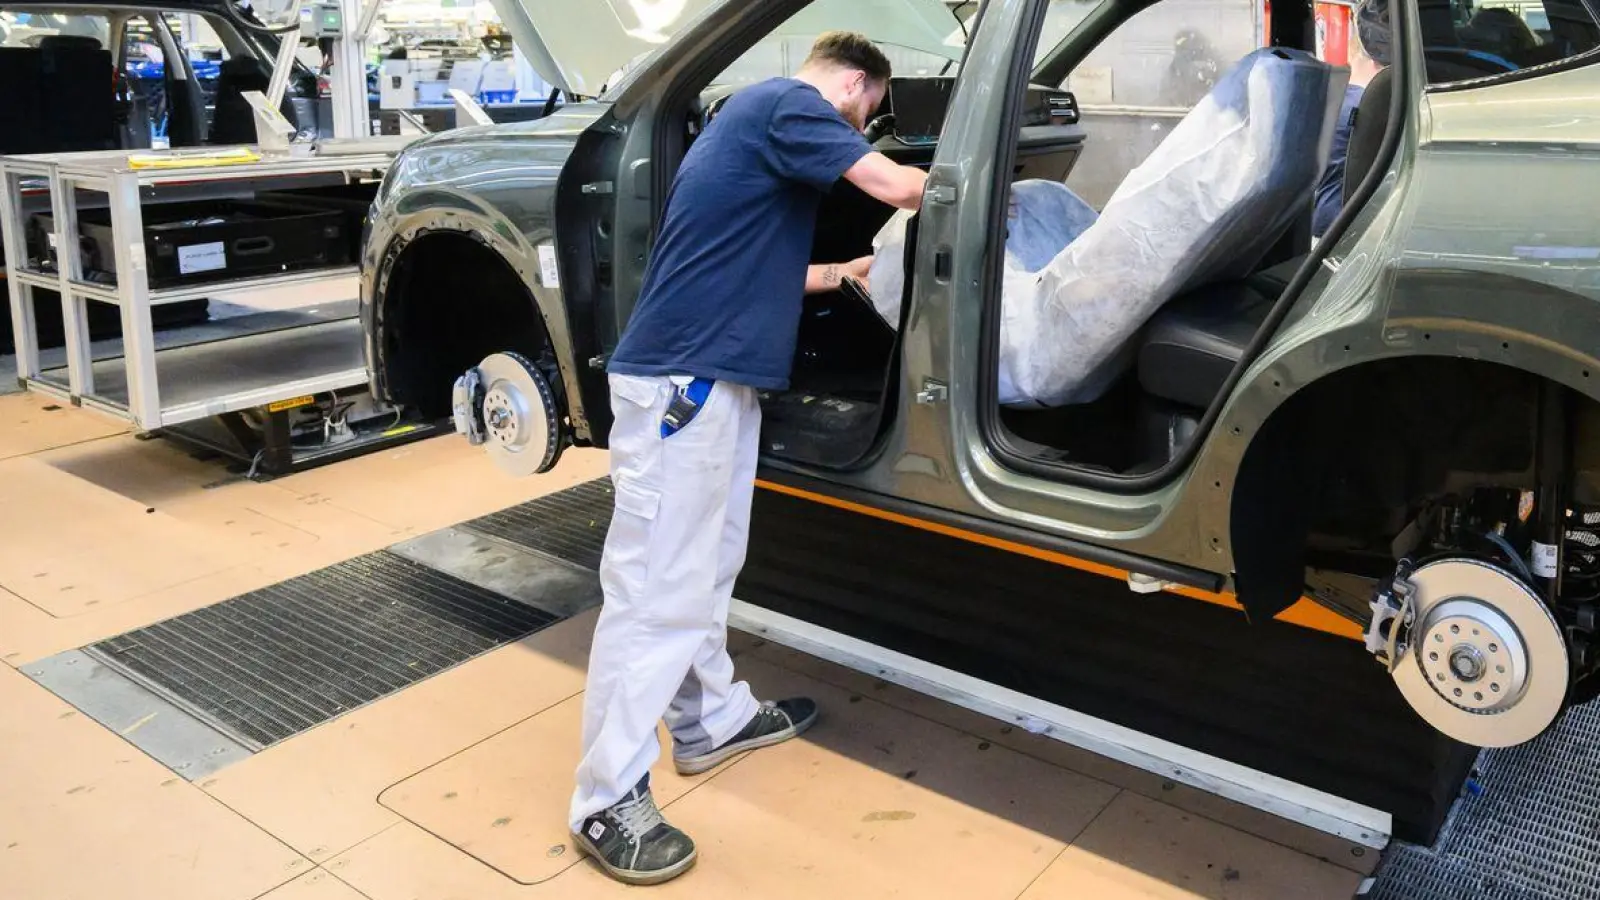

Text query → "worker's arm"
[843,153,928,211]
[805,256,873,295]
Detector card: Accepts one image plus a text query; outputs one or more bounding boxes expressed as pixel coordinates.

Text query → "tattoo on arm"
[823,264,839,286]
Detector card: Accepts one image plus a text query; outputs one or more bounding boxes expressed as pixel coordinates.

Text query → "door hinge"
[915,378,949,405]
[581,181,615,195]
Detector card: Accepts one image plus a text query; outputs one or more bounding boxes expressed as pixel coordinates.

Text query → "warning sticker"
[537,243,561,288]
[267,395,315,413]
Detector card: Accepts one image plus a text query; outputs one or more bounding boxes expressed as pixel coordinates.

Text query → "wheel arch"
[1222,329,1600,623]
[366,201,593,439]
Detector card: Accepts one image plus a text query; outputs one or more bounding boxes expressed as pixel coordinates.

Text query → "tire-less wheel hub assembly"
[451,351,567,477]
[1372,558,1567,748]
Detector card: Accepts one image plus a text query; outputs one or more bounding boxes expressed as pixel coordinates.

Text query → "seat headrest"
[38,34,103,51]
[1342,66,1394,204]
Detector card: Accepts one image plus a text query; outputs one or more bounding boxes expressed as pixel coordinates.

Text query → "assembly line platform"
[1,391,1597,900]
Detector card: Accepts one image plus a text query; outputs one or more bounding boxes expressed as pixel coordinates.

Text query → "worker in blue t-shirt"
[568,31,928,886]
[1313,0,1391,238]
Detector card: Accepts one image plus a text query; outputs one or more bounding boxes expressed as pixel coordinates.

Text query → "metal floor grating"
[85,551,559,749]
[461,478,615,570]
[1367,698,1600,899]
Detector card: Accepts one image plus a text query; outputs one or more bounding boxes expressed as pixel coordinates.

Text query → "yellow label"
[381,424,420,437]
[267,395,315,413]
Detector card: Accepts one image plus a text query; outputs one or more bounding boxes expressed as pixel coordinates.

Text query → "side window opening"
[1422,0,1600,84]
[974,0,1358,483]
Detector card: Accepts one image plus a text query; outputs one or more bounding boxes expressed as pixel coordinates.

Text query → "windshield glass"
[0,10,112,47]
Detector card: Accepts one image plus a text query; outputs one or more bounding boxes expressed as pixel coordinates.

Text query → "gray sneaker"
[572,775,696,885]
[674,697,819,776]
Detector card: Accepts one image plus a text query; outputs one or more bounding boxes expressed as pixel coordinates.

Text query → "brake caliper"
[1366,563,1418,672]
[451,366,487,446]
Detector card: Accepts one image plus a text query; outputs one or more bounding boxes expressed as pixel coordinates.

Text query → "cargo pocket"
[601,475,660,603]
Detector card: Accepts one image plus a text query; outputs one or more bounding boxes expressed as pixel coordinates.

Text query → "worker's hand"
[843,255,873,292]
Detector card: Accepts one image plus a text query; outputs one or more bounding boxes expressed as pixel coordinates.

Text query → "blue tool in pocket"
[660,378,715,438]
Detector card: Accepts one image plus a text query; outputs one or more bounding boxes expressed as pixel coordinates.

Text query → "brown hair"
[803,31,892,84]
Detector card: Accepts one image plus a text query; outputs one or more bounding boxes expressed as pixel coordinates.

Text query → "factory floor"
[0,391,1369,900]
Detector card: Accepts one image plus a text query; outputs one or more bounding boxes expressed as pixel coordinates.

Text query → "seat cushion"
[1246,253,1306,297]
[1137,280,1275,409]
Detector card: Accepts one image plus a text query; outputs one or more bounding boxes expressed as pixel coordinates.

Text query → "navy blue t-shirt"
[1312,84,1365,237]
[608,78,873,390]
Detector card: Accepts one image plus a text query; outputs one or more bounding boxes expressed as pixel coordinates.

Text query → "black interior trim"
[977,0,1414,494]
[754,467,1228,592]
[1423,45,1600,94]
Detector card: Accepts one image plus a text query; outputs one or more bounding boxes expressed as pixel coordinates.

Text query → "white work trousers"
[569,373,762,830]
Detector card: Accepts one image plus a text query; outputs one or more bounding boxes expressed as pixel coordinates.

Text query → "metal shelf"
[11,270,57,291]
[152,267,361,305]
[3,145,396,430]
[63,279,119,304]
[21,377,71,402]
[54,151,394,190]
[47,318,369,428]
[54,267,360,307]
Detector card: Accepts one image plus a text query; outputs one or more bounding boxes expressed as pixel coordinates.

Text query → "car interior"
[686,72,1087,468]
[662,0,1597,479]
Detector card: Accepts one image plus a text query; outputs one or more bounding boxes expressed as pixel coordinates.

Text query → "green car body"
[362,0,1600,743]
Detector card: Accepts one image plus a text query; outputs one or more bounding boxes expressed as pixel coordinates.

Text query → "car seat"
[1134,65,1393,413]
[209,56,271,144]
[0,38,117,155]
[870,47,1344,408]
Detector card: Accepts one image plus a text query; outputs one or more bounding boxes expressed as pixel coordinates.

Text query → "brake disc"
[456,351,565,477]
[1391,558,1568,748]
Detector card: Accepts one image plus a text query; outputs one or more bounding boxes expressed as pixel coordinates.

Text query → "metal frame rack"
[1,149,393,434]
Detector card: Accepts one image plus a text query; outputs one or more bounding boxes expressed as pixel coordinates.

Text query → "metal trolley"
[0,147,441,474]
[1,148,394,429]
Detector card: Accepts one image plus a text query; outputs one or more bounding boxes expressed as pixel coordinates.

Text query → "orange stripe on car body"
[754,479,1363,642]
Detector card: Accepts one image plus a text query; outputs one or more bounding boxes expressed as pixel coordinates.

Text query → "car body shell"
[361,0,1600,609]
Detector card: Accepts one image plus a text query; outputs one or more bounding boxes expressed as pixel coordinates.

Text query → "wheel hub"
[450,351,565,477]
[1414,598,1528,714]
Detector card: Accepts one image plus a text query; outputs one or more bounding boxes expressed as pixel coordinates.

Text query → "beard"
[839,95,876,132]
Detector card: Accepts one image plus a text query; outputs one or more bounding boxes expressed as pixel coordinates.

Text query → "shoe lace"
[614,790,666,839]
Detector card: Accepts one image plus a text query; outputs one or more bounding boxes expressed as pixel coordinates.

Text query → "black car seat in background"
[209,55,274,143]
[0,49,45,154]
[163,39,210,147]
[1135,65,1396,413]
[1341,65,1393,202]
[0,38,118,155]
[39,36,118,152]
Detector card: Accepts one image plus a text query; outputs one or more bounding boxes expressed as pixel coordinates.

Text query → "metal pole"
[266,18,302,110]
[0,166,40,385]
[330,0,374,138]
[49,168,93,397]
[105,171,160,429]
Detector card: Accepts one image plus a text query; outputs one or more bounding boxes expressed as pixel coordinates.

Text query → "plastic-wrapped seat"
[870,47,1344,407]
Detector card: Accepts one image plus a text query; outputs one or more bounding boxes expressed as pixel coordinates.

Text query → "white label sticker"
[587,821,605,840]
[1532,542,1559,578]
[537,243,560,288]
[177,242,227,275]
